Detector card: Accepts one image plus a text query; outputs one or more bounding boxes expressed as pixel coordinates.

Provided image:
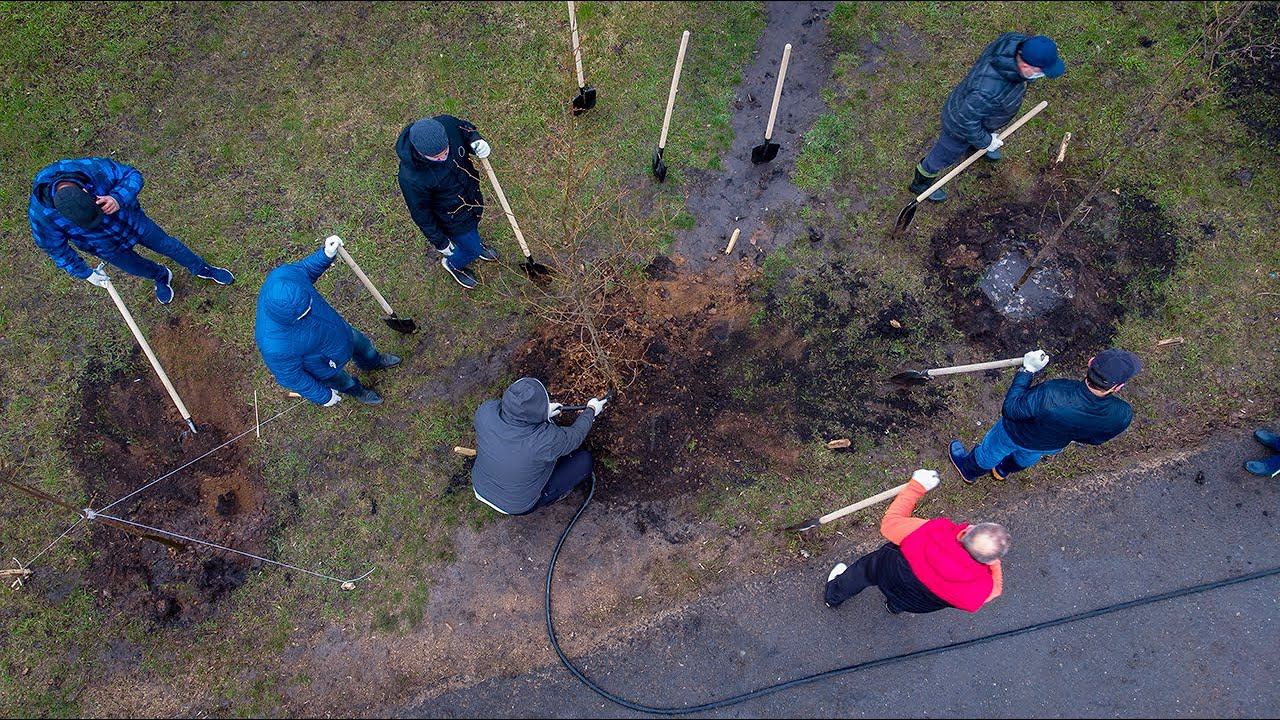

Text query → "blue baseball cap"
[1020,35,1066,79]
[1088,349,1141,389]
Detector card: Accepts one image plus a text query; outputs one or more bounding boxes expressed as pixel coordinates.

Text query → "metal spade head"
[651,147,667,182]
[522,258,556,283]
[784,515,822,533]
[751,139,780,164]
[892,199,919,235]
[889,369,932,386]
[383,314,417,335]
[571,85,597,114]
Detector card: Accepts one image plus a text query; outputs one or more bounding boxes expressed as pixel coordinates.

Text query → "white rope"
[98,400,306,514]
[22,518,85,567]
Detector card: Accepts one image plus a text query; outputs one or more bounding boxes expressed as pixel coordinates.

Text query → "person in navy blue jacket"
[910,34,1065,202]
[29,157,233,304]
[950,348,1140,483]
[254,236,401,407]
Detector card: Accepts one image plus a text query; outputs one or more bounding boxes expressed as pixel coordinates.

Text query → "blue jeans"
[444,226,484,271]
[921,129,975,175]
[973,419,1061,470]
[320,327,381,394]
[519,449,594,514]
[101,218,209,281]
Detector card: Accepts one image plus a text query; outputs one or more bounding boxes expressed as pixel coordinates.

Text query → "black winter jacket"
[395,115,484,248]
[1000,371,1134,452]
[941,33,1031,149]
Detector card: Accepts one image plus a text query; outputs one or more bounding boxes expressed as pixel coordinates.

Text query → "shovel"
[335,242,417,334]
[478,156,555,281]
[892,100,1048,234]
[652,30,690,183]
[751,43,791,164]
[785,482,908,532]
[556,390,614,413]
[567,1,596,114]
[890,356,1025,386]
[102,271,197,434]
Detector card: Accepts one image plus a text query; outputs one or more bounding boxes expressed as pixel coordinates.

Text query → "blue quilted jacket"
[941,33,1031,149]
[1001,371,1134,451]
[29,157,151,279]
[254,248,358,404]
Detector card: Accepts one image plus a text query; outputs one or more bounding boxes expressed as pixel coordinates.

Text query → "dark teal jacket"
[1001,371,1134,451]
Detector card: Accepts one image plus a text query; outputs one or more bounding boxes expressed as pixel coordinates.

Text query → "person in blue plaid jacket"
[29,157,234,304]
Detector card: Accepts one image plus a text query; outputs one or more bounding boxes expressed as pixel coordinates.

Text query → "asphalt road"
[405,434,1280,718]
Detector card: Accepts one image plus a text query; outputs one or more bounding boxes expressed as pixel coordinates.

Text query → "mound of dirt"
[68,318,270,624]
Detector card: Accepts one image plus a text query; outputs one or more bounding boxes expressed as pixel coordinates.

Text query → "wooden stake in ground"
[1055,131,1072,163]
[103,276,197,434]
[724,228,740,254]
[453,446,477,457]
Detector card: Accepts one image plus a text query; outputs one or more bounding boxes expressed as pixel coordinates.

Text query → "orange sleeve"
[984,560,1003,603]
[879,478,929,545]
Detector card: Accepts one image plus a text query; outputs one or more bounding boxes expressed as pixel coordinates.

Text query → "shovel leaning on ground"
[555,390,614,413]
[102,270,197,434]
[652,29,690,182]
[785,482,909,532]
[478,156,555,281]
[751,43,792,164]
[334,242,417,334]
[890,356,1025,386]
[892,100,1049,234]
[566,1,596,114]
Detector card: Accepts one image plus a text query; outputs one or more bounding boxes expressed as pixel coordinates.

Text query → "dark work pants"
[320,327,382,395]
[824,543,948,614]
[101,218,209,281]
[522,449,594,513]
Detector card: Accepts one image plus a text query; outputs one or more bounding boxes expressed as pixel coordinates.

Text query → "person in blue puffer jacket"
[254,236,401,407]
[910,33,1066,202]
[29,157,234,304]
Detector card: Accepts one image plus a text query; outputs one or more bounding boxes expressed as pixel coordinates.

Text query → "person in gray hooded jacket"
[471,377,609,515]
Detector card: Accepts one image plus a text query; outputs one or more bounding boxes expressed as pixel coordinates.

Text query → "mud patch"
[930,184,1183,360]
[68,318,270,624]
[1223,3,1280,148]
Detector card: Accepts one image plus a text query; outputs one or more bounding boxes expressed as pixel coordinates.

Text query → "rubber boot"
[1254,428,1280,452]
[345,380,383,405]
[983,148,1004,162]
[990,455,1029,481]
[1244,454,1280,478]
[375,353,401,370]
[909,164,947,202]
[949,440,985,484]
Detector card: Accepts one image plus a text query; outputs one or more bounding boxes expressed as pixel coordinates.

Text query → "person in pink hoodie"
[824,469,1007,614]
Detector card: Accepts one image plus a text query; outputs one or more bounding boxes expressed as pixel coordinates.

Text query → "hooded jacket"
[395,115,485,248]
[941,32,1031,149]
[472,378,595,514]
[1000,371,1134,451]
[254,248,357,404]
[29,157,152,279]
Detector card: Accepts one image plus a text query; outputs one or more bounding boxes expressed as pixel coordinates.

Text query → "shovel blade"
[523,259,556,284]
[890,370,932,386]
[892,200,919,235]
[784,515,822,533]
[383,314,417,335]
[751,141,779,164]
[651,147,667,183]
[571,86,597,114]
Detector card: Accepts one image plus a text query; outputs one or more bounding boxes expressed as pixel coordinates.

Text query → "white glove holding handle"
[86,265,111,288]
[1022,350,1050,373]
[586,396,608,417]
[322,389,343,407]
[547,402,563,420]
[470,139,491,159]
[323,235,345,259]
[985,133,1005,153]
[912,469,941,492]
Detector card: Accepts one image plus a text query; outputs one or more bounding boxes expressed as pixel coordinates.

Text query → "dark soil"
[68,318,271,624]
[1223,3,1280,148]
[929,182,1183,362]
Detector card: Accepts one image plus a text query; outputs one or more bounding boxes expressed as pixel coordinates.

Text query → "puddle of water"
[979,251,1074,320]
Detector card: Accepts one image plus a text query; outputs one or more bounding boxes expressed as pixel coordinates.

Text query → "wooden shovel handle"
[567,1,585,87]
[817,482,908,526]
[479,156,533,259]
[927,357,1025,377]
[658,30,690,150]
[764,43,791,141]
[912,100,1048,203]
[336,244,395,317]
[104,279,194,425]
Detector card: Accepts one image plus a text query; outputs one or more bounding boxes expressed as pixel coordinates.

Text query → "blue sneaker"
[984,149,1004,162]
[195,265,235,285]
[477,245,500,262]
[441,257,477,290]
[949,440,985,484]
[375,353,401,369]
[1244,454,1280,478]
[1254,428,1280,452]
[155,267,174,304]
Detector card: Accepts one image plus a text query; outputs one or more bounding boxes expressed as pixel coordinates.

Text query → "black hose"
[545,474,1280,715]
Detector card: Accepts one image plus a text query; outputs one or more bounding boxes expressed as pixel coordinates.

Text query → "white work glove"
[985,133,1005,153]
[586,396,608,417]
[547,402,563,420]
[323,235,345,259]
[322,389,342,407]
[1022,349,1050,373]
[912,469,941,492]
[469,139,491,159]
[86,268,111,288]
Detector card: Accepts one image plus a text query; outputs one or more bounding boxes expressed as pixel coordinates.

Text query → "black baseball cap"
[1087,349,1142,389]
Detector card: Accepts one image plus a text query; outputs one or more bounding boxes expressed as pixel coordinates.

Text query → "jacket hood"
[500,377,551,425]
[396,124,428,169]
[262,274,315,325]
[990,33,1029,84]
[32,167,92,207]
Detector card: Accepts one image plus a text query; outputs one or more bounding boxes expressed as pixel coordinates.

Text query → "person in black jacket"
[910,33,1065,202]
[396,115,500,290]
[950,348,1140,484]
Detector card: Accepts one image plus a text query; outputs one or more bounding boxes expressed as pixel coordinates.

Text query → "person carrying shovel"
[29,157,234,304]
[254,236,401,407]
[949,348,1140,483]
[470,377,608,515]
[825,469,1008,615]
[395,115,500,290]
[909,33,1065,202]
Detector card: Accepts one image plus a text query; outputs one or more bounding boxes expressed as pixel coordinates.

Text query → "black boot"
[344,380,383,405]
[910,164,947,202]
[991,456,1029,481]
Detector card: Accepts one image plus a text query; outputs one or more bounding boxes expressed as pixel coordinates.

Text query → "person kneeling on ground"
[255,236,401,407]
[471,378,608,515]
[825,469,1007,615]
[949,348,1140,483]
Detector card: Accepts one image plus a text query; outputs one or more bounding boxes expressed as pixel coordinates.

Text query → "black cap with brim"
[53,185,104,229]
[1088,349,1142,389]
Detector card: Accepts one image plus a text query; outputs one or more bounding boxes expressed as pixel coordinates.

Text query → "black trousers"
[824,543,949,614]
